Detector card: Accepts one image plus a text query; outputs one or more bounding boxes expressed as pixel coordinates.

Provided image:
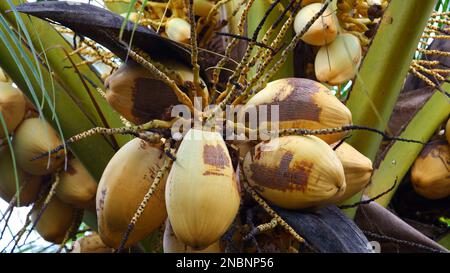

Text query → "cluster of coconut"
[410,119,450,200]
[98,56,374,252]
[0,69,97,245]
[294,1,384,85]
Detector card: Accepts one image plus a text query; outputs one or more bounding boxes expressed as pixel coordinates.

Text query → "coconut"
[294,3,339,46]
[104,60,205,125]
[12,118,65,175]
[166,128,240,249]
[330,142,373,203]
[239,78,352,144]
[0,82,27,139]
[243,135,346,209]
[411,140,450,200]
[315,33,362,85]
[0,145,42,206]
[166,18,191,43]
[163,219,221,253]
[56,157,97,208]
[71,233,114,253]
[32,196,77,244]
[96,138,168,248]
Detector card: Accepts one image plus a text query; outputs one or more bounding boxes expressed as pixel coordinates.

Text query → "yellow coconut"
[0,82,27,139]
[32,196,77,244]
[97,138,168,248]
[163,219,222,253]
[56,157,97,208]
[239,78,352,144]
[331,142,373,203]
[166,128,240,249]
[12,118,64,175]
[71,233,114,253]
[315,33,362,85]
[243,135,346,209]
[294,3,339,46]
[411,140,450,200]
[104,60,205,125]
[166,18,191,43]
[0,145,42,206]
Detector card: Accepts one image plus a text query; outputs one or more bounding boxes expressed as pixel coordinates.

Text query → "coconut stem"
[276,125,426,144]
[210,0,254,100]
[186,0,208,106]
[116,151,174,253]
[243,217,278,241]
[223,120,425,144]
[338,177,398,210]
